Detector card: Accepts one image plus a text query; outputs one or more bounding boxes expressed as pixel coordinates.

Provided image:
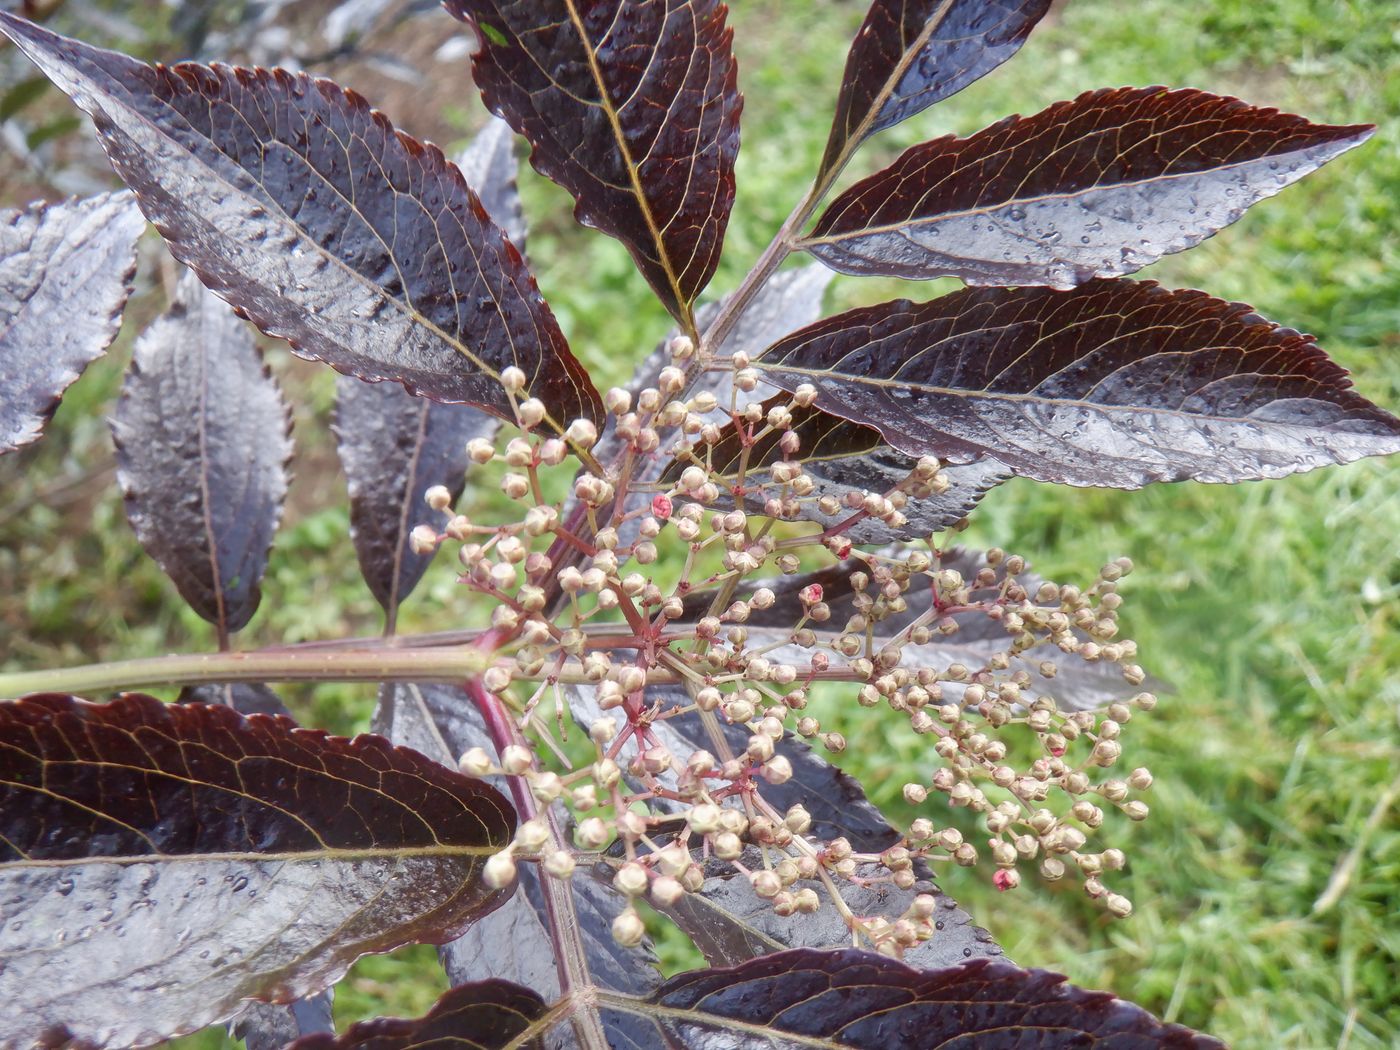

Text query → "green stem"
[0,646,492,697]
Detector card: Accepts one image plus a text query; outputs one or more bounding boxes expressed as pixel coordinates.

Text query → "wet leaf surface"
[0,693,516,1049]
[294,948,1222,1048]
[444,0,741,324]
[806,87,1374,287]
[0,14,602,433]
[113,270,291,638]
[757,280,1400,488]
[822,0,1051,175]
[0,190,143,454]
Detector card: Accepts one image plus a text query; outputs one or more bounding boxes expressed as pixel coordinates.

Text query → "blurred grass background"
[0,0,1396,1047]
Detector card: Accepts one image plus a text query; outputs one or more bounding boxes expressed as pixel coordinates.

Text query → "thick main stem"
[0,647,490,697]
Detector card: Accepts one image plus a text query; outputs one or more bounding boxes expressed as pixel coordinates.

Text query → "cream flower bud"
[484,850,517,888]
[564,418,598,447]
[409,524,439,555]
[457,747,493,777]
[543,849,576,880]
[611,908,645,947]
[499,744,531,775]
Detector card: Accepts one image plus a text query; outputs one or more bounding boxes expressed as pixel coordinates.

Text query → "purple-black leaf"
[232,995,336,1050]
[0,13,602,434]
[292,949,1222,1047]
[443,0,742,326]
[178,683,339,1050]
[0,693,517,1050]
[805,87,1375,287]
[757,280,1400,488]
[177,681,292,716]
[293,979,546,1050]
[822,0,1052,177]
[113,269,291,639]
[334,376,497,625]
[0,190,143,455]
[456,115,528,253]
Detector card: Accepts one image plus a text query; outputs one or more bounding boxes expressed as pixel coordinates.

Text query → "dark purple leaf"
[370,682,663,1018]
[293,979,546,1050]
[443,0,742,325]
[334,376,498,625]
[177,681,292,716]
[294,949,1222,1047]
[822,0,1052,176]
[232,995,336,1050]
[0,190,143,454]
[757,280,1400,488]
[113,270,291,639]
[0,14,603,433]
[805,87,1375,287]
[0,692,517,1050]
[456,115,528,253]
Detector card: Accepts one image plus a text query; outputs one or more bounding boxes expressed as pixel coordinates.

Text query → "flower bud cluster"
[454,368,1158,951]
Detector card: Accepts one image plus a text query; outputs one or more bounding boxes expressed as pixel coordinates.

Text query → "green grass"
[1,0,1397,1047]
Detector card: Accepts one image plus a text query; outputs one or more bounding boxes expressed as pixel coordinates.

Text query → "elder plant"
[0,1,1394,1048]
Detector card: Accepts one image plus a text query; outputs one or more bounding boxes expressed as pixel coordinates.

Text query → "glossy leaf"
[370,682,663,1019]
[0,693,516,1050]
[335,376,497,623]
[444,0,742,324]
[0,190,143,454]
[673,398,1008,541]
[232,997,336,1050]
[295,949,1221,1048]
[456,115,528,252]
[177,686,338,1050]
[805,87,1375,287]
[822,0,1051,176]
[0,14,603,433]
[177,681,294,717]
[113,269,291,638]
[294,979,546,1050]
[757,280,1400,488]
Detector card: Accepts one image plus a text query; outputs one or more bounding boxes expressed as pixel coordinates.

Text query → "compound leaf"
[822,0,1051,176]
[444,0,741,326]
[757,280,1400,488]
[0,13,602,433]
[0,190,143,455]
[295,949,1222,1048]
[113,269,291,639]
[805,87,1374,288]
[0,693,517,1050]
